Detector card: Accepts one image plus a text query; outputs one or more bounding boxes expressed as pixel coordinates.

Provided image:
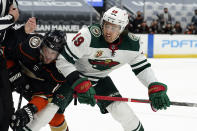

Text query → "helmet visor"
[103,22,121,33]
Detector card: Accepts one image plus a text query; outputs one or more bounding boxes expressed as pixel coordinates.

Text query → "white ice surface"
[11,58,197,131]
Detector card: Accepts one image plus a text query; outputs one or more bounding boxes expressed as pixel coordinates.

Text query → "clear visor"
[103,22,121,32]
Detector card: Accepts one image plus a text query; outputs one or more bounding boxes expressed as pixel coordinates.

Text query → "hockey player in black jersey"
[7,30,73,131]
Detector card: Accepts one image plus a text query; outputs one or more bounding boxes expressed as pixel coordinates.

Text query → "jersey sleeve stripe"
[132,63,151,75]
[132,122,143,131]
[131,61,149,70]
[61,48,75,64]
[130,59,147,68]
[63,46,77,61]
[79,72,104,81]
[65,42,79,60]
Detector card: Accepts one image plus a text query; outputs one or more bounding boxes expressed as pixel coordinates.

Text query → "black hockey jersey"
[5,34,67,95]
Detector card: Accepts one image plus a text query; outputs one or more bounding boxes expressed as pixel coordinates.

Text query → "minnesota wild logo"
[90,26,101,37]
[88,59,120,71]
[95,50,103,58]
[128,33,139,41]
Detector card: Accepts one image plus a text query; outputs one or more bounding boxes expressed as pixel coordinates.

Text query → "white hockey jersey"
[56,24,158,87]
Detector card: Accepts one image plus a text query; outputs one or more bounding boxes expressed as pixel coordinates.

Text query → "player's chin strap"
[73,94,197,108]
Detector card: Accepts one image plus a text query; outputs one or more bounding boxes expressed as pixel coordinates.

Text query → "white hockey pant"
[106,101,141,131]
[26,103,59,131]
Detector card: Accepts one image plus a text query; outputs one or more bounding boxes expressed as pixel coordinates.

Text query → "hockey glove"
[8,67,27,92]
[71,78,96,106]
[148,82,170,111]
[10,104,37,130]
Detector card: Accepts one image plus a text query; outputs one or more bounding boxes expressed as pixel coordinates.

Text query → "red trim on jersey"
[19,44,37,61]
[109,36,123,56]
[43,67,66,83]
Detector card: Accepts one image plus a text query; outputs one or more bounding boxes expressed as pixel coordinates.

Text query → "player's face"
[103,21,121,43]
[41,46,58,64]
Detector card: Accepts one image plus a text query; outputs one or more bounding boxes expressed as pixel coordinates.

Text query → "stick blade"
[171,101,197,107]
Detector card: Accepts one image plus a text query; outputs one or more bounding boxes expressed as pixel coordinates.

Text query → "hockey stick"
[17,93,23,110]
[94,95,197,107]
[12,92,23,131]
[16,85,25,110]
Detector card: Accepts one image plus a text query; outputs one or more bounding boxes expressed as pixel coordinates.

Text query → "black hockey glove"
[8,65,27,93]
[10,104,37,130]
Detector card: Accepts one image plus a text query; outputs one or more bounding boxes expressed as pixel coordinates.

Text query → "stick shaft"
[94,95,197,107]
[17,93,23,110]
[94,95,150,103]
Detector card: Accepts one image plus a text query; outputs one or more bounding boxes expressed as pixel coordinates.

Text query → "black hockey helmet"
[42,30,66,53]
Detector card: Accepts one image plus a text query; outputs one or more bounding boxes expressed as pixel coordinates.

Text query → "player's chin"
[43,59,51,64]
[104,37,113,43]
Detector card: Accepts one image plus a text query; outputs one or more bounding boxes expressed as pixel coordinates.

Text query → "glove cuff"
[148,82,167,95]
[24,104,38,121]
[71,78,92,93]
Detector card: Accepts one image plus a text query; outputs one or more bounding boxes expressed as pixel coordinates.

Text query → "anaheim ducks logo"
[29,36,42,48]
[95,50,103,58]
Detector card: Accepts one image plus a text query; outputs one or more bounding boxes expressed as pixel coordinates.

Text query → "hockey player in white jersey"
[55,6,171,131]
[27,6,170,131]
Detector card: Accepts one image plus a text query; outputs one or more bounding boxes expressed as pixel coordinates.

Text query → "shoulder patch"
[95,50,104,58]
[90,26,101,37]
[128,33,139,41]
[29,36,42,48]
